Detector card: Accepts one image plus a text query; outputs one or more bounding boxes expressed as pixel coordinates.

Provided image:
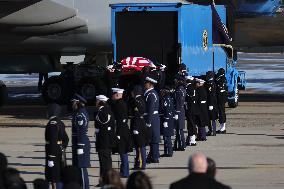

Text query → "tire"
[0,81,7,107]
[78,78,97,104]
[42,76,66,104]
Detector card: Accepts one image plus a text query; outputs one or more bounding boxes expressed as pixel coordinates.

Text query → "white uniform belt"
[201,101,206,104]
[144,111,158,115]
[46,141,62,145]
[220,90,225,93]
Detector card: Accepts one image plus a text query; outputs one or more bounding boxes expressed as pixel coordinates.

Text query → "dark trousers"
[98,149,112,177]
[186,115,197,136]
[149,143,160,161]
[186,115,197,144]
[119,153,129,177]
[217,94,227,124]
[80,168,89,189]
[174,129,185,149]
[163,136,173,156]
[135,146,146,169]
[197,127,207,140]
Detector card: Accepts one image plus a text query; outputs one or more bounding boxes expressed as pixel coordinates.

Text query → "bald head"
[188,153,208,174]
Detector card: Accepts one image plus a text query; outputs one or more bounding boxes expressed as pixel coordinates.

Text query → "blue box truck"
[110,3,246,107]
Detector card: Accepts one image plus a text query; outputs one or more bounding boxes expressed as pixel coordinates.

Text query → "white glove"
[48,161,54,168]
[163,122,168,128]
[77,149,84,155]
[117,136,121,140]
[107,127,111,131]
[133,130,139,135]
[146,123,151,127]
[174,115,178,120]
[209,106,213,111]
[95,128,100,134]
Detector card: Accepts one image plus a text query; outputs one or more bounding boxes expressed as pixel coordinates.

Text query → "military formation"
[44,64,228,189]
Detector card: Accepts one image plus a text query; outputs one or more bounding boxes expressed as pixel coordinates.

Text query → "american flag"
[120,57,156,71]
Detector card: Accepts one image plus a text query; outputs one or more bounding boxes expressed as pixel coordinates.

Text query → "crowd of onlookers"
[0,151,231,189]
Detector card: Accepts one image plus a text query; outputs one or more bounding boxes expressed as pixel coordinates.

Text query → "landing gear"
[78,77,96,104]
[41,76,66,104]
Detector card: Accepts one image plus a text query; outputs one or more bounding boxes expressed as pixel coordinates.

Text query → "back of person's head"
[0,152,8,172]
[102,169,124,189]
[47,103,62,118]
[33,178,49,189]
[61,166,81,185]
[206,157,217,178]
[2,168,26,189]
[188,153,208,174]
[126,171,152,189]
[62,182,82,189]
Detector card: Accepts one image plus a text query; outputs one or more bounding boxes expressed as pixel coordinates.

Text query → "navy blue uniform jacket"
[144,88,160,143]
[72,107,91,168]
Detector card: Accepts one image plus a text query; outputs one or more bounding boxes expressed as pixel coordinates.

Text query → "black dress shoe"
[152,159,159,163]
[95,183,103,187]
[206,131,212,136]
[189,143,197,146]
[216,130,226,134]
[175,148,185,151]
[196,137,207,141]
[160,154,172,157]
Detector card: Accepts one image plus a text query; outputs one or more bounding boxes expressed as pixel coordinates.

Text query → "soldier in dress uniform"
[177,63,188,78]
[110,88,133,178]
[215,68,228,134]
[45,103,69,189]
[185,76,198,146]
[94,95,118,187]
[144,72,160,163]
[196,79,209,141]
[154,64,166,92]
[130,85,148,170]
[71,94,90,189]
[160,86,175,157]
[205,71,218,136]
[173,75,186,151]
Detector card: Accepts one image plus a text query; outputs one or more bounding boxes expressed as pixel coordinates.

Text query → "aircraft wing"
[0,0,87,35]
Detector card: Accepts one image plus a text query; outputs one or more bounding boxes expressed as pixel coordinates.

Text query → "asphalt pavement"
[0,100,283,189]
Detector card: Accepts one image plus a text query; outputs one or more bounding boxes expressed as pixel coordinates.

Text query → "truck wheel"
[0,81,7,107]
[228,88,239,108]
[78,78,96,104]
[42,76,66,104]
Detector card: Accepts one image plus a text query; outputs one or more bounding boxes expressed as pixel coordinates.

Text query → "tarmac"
[0,96,284,189]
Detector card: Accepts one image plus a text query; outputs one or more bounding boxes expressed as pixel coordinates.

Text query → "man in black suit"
[169,153,230,189]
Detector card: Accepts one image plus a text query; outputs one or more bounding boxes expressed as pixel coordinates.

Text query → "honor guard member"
[144,72,160,163]
[160,86,175,157]
[154,64,166,92]
[173,75,186,151]
[185,76,198,146]
[206,71,218,136]
[45,103,69,189]
[216,68,228,134]
[110,88,133,178]
[130,85,148,170]
[177,63,188,78]
[196,79,209,141]
[71,94,90,189]
[95,95,118,186]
